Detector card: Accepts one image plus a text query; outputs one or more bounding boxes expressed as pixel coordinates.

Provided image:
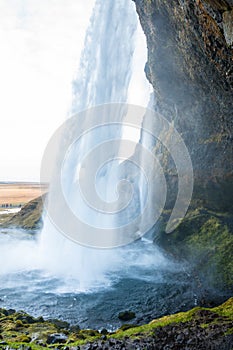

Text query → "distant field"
[0,183,48,207]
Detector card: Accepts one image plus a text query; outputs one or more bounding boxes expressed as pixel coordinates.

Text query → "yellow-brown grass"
[0,183,48,207]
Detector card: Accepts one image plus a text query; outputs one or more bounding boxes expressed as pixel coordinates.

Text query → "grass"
[0,195,45,230]
[112,297,233,339]
[0,298,232,348]
[0,183,47,206]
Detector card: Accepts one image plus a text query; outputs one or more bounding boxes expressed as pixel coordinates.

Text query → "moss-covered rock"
[155,207,233,293]
[0,195,45,230]
[0,298,232,349]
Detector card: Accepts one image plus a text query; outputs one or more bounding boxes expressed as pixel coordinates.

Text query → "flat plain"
[0,182,47,207]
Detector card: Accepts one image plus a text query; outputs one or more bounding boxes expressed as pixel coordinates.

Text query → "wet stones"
[118,311,136,321]
[46,333,68,345]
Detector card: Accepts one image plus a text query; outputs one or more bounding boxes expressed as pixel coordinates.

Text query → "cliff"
[133,0,233,293]
[0,196,44,231]
[134,0,233,209]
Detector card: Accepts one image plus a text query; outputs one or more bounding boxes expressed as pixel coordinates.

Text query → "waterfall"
[38,0,152,291]
[72,0,137,111]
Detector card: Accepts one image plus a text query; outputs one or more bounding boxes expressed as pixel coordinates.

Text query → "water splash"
[38,0,153,291]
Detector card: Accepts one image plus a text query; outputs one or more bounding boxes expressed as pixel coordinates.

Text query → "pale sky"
[0,0,150,182]
[0,0,95,182]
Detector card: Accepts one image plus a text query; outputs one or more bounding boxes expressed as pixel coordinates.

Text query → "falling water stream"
[0,0,200,330]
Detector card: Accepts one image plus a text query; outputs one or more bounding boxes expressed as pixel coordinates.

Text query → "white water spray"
[39,0,156,286]
[0,0,163,293]
[38,0,155,290]
[0,1,196,325]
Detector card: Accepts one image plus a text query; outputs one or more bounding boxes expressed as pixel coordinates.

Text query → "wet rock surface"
[46,333,68,345]
[118,311,136,322]
[80,331,233,350]
[133,0,233,211]
[79,307,233,349]
[0,298,232,349]
[155,207,233,294]
[80,310,233,350]
[132,0,233,296]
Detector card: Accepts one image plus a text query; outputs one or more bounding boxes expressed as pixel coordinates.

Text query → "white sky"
[0,0,95,182]
[0,0,151,183]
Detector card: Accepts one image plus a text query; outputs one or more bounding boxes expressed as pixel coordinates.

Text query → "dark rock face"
[80,317,233,350]
[132,0,233,294]
[133,0,233,211]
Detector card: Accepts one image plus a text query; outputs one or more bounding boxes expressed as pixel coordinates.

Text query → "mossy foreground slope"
[0,297,232,349]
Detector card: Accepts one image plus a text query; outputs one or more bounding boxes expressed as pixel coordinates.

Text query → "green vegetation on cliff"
[0,195,45,231]
[156,207,233,292]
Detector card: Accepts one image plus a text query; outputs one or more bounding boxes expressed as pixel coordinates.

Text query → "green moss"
[225,327,233,335]
[0,342,46,350]
[0,311,57,344]
[156,207,233,291]
[212,297,233,318]
[0,298,232,348]
[79,329,100,337]
[112,298,233,340]
[16,335,31,343]
[119,324,137,331]
[185,216,233,289]
[112,307,200,339]
[200,323,209,328]
[0,195,45,230]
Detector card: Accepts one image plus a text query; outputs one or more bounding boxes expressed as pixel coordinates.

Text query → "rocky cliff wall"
[133,0,233,211]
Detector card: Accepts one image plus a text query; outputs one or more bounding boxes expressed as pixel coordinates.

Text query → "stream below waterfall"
[0,228,203,331]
